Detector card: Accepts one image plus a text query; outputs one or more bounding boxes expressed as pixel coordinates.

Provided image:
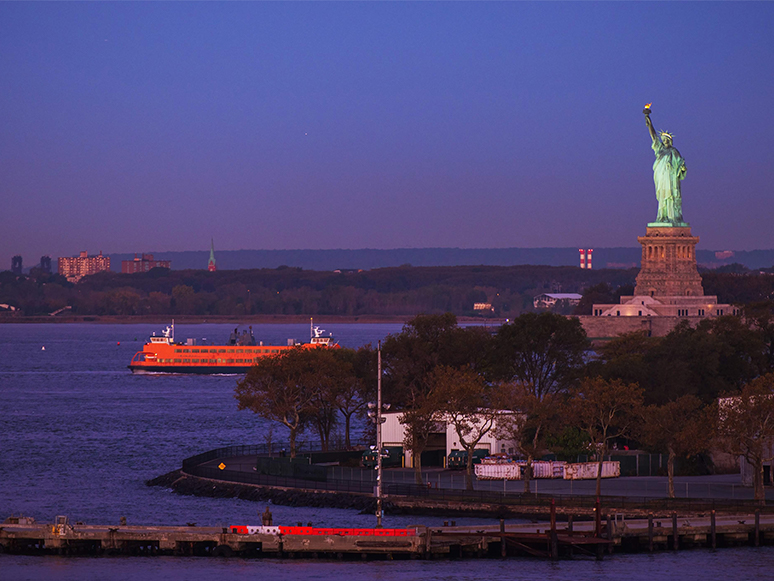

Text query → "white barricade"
[474,463,522,480]
[562,461,621,480]
[551,461,567,479]
[514,460,560,479]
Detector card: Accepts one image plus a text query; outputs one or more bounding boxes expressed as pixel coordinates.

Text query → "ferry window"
[237,349,243,353]
[227,359,234,364]
[175,349,181,353]
[227,349,235,353]
[219,349,226,353]
[174,359,181,363]
[183,349,190,353]
[192,349,199,353]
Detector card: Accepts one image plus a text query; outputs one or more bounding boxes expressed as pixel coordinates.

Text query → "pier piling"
[672,512,679,551]
[648,513,654,552]
[711,510,716,549]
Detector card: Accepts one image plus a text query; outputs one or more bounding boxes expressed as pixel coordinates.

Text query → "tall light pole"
[376,341,383,527]
[367,341,389,527]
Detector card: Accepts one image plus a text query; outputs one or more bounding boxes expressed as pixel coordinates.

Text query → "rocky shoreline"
[146,470,383,513]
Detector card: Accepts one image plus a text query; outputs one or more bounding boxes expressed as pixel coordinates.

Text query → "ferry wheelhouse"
[128,321,337,374]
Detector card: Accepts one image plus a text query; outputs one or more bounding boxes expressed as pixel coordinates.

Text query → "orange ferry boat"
[128,321,337,374]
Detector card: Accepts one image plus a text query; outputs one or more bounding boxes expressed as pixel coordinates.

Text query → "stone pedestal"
[634,226,704,297]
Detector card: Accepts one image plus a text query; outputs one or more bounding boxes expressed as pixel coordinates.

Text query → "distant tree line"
[0,264,636,317]
[236,308,774,501]
[2,264,773,318]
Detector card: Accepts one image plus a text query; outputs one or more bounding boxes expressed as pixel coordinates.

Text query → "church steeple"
[208,238,217,272]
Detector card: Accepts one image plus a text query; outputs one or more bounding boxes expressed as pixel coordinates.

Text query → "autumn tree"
[587,330,656,387]
[235,349,313,457]
[399,395,442,485]
[487,312,589,399]
[497,383,564,493]
[743,301,774,373]
[592,318,765,405]
[432,366,505,490]
[639,395,712,498]
[383,313,491,407]
[333,346,377,448]
[715,373,774,503]
[571,377,644,497]
[384,313,490,484]
[235,347,352,456]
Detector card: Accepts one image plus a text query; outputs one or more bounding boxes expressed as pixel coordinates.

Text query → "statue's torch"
[643,103,652,116]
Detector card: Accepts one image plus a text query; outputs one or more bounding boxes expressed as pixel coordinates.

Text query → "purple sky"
[2,2,773,270]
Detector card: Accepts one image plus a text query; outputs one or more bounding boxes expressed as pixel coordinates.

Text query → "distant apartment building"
[473,302,494,312]
[39,256,52,274]
[58,251,110,283]
[122,254,171,274]
[11,255,22,275]
[533,293,583,309]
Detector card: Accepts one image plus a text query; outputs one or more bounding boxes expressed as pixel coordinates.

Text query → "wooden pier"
[2,510,773,560]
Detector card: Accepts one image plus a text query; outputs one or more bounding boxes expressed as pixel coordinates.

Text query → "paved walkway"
[203,455,774,501]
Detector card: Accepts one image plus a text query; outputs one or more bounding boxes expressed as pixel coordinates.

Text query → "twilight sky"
[2,2,773,269]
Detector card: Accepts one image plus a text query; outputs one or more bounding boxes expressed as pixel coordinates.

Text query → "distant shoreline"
[0,314,506,325]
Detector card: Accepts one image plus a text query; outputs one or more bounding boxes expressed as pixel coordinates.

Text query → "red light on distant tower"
[579,248,593,269]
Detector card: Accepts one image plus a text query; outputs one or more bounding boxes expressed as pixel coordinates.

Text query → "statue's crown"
[660,130,674,140]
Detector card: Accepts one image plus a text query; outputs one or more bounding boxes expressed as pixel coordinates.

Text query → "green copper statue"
[644,105,687,226]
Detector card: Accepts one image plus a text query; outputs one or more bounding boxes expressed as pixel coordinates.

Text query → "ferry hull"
[129,364,252,375]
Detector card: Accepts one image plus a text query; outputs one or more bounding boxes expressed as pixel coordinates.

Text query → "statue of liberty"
[643,105,687,226]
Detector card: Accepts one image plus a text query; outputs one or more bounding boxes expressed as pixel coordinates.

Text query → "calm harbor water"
[1,323,772,579]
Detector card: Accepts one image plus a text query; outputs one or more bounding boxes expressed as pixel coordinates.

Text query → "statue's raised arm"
[643,104,658,144]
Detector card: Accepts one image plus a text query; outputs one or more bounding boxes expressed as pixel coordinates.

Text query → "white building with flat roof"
[380,410,519,468]
[533,293,582,309]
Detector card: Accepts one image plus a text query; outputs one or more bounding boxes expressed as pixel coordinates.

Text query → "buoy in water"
[41,346,45,351]
[117,342,120,346]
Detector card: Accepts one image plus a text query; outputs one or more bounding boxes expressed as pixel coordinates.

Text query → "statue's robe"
[652,139,686,224]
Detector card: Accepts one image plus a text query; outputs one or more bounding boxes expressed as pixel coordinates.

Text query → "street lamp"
[367,341,389,528]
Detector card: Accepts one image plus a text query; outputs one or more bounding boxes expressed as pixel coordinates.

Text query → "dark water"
[1,323,772,579]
